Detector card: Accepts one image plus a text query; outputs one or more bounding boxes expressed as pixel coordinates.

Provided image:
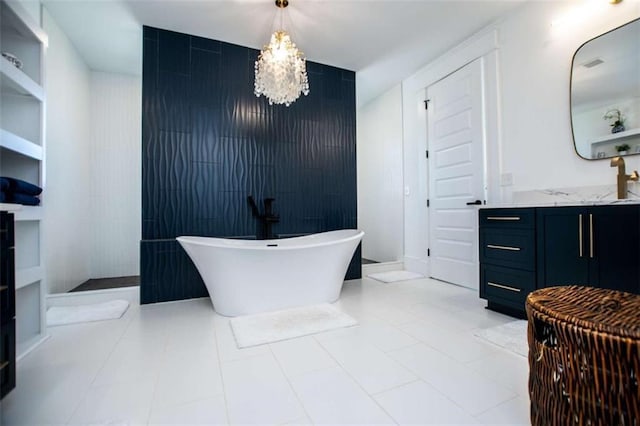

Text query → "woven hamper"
[526,286,640,425]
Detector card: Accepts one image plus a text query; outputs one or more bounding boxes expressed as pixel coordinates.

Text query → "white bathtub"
[177,229,364,316]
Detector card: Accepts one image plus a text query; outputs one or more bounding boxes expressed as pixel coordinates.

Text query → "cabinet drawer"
[480,229,535,270]
[0,319,16,400]
[480,264,535,309]
[480,208,535,229]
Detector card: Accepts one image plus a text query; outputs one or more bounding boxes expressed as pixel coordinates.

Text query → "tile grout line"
[267,343,315,425]
[64,310,138,425]
[213,320,233,425]
[310,334,401,425]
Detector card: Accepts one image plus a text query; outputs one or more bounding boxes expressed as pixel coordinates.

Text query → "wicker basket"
[526,286,640,425]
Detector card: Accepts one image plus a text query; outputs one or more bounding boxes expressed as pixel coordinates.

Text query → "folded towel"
[0,178,8,191]
[0,191,5,203]
[5,192,40,206]
[0,176,42,196]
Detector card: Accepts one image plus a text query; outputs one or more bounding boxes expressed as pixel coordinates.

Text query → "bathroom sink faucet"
[610,156,639,199]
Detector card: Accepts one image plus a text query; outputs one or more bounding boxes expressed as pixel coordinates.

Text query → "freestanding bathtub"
[177,229,364,316]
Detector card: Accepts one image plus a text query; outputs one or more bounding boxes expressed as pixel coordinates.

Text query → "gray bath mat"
[474,320,529,357]
[368,270,424,283]
[229,303,357,348]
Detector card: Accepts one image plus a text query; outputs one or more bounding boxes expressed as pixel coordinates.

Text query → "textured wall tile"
[142,27,359,304]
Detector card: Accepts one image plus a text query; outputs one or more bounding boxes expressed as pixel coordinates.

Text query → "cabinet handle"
[589,213,594,259]
[487,282,521,293]
[578,214,583,258]
[0,285,7,292]
[486,216,520,221]
[0,361,8,371]
[486,244,521,251]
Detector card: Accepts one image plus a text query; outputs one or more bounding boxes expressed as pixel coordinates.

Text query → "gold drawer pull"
[487,282,521,293]
[0,361,8,371]
[486,244,521,251]
[486,216,521,221]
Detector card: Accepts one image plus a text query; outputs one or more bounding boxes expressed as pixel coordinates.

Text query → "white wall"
[399,0,640,275]
[89,72,141,278]
[498,0,640,191]
[357,84,404,262]
[43,7,92,293]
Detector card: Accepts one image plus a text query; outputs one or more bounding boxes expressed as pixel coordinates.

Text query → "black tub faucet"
[247,196,279,239]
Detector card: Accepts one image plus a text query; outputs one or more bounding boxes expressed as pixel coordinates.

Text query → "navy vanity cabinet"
[0,211,16,399]
[537,205,640,294]
[479,208,536,313]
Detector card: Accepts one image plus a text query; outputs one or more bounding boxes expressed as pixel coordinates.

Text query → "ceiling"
[43,0,528,106]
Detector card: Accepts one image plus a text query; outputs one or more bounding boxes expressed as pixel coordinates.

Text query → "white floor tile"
[1,361,99,425]
[374,380,480,425]
[67,379,156,425]
[400,320,498,363]
[475,395,531,425]
[290,366,395,425]
[148,395,228,425]
[6,278,530,425]
[389,343,517,415]
[467,349,529,395]
[221,353,305,424]
[317,333,417,394]
[270,336,337,378]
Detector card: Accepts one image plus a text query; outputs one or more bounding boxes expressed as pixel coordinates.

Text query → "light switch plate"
[500,173,513,187]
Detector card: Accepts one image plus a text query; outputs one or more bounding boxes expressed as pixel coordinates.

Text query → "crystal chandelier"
[254,0,309,106]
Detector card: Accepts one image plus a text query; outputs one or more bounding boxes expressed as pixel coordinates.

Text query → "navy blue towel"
[0,178,8,191]
[0,176,42,196]
[5,192,40,206]
[0,191,5,203]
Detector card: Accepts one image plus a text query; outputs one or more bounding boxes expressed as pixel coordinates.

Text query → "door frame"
[400,29,502,277]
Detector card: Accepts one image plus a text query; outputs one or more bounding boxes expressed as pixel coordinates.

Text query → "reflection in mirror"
[571,18,640,160]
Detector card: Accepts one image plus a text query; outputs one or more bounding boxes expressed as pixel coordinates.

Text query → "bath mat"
[368,270,424,283]
[46,300,130,327]
[474,320,528,357]
[229,303,357,348]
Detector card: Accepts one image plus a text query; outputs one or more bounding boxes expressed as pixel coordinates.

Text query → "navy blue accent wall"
[141,27,359,304]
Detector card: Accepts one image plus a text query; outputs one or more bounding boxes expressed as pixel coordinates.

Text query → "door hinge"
[427,249,431,257]
[424,100,430,110]
[427,199,430,207]
[426,150,429,159]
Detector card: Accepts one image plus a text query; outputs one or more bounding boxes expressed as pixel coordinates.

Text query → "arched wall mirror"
[571,18,640,160]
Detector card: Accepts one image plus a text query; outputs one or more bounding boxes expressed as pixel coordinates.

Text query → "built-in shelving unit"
[0,0,48,360]
[590,128,640,158]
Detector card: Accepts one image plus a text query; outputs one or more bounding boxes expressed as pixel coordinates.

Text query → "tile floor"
[0,276,531,425]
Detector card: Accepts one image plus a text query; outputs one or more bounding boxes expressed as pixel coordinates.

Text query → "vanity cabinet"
[0,211,16,399]
[479,209,536,315]
[479,205,640,316]
[537,205,640,294]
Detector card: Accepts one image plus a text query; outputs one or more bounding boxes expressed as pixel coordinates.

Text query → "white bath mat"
[46,300,130,327]
[229,303,358,348]
[368,270,424,283]
[474,320,529,357]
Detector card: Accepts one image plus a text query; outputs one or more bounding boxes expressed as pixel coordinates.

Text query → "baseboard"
[362,260,404,276]
[47,286,140,308]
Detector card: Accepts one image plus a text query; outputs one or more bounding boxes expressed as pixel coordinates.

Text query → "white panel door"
[427,58,486,290]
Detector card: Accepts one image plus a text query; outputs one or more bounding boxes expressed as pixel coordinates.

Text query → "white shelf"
[0,128,43,159]
[1,0,48,46]
[16,265,42,290]
[591,128,640,146]
[14,205,42,221]
[0,202,22,212]
[0,55,44,101]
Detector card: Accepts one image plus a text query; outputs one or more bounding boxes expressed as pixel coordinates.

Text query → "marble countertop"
[481,199,640,209]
